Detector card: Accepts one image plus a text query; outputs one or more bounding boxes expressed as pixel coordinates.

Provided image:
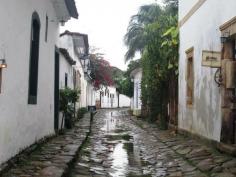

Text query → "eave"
[51,0,78,22]
[59,48,76,65]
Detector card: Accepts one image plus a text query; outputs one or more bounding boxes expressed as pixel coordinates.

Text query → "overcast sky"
[61,0,163,70]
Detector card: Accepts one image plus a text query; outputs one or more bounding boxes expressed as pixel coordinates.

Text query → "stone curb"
[0,134,57,176]
[62,112,94,177]
[0,112,93,177]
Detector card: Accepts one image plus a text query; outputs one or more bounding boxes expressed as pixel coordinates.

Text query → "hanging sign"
[202,50,221,68]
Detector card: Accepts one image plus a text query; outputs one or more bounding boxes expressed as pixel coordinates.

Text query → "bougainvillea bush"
[89,54,114,89]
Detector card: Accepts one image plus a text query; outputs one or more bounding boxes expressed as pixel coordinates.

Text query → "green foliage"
[59,88,80,111]
[124,1,179,129]
[77,107,88,119]
[124,4,163,62]
[59,88,80,129]
[125,60,141,77]
[112,60,141,97]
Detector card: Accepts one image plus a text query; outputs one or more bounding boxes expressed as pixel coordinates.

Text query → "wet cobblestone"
[71,109,236,177]
[129,111,236,177]
[1,109,236,177]
[1,113,92,177]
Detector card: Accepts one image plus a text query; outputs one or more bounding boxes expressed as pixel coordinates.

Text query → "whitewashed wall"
[96,86,130,108]
[0,0,60,165]
[59,35,88,108]
[86,82,96,106]
[80,76,88,108]
[97,86,118,108]
[119,94,131,108]
[59,54,74,89]
[179,0,236,142]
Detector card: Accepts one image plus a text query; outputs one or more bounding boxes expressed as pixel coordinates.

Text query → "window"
[186,47,194,105]
[28,12,41,104]
[65,73,68,87]
[45,15,48,42]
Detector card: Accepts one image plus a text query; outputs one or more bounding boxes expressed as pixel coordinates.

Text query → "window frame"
[65,73,68,87]
[28,11,41,105]
[186,47,194,106]
[45,14,48,42]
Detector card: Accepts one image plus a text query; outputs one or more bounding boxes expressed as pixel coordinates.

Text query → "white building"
[96,86,130,108]
[179,0,236,145]
[119,94,131,108]
[130,68,142,116]
[0,0,78,165]
[59,31,96,108]
[59,48,76,89]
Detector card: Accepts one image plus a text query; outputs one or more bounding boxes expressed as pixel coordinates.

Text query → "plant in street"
[77,107,88,119]
[59,88,80,129]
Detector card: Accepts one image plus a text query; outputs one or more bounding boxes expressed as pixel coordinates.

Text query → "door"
[54,48,60,131]
[220,37,236,144]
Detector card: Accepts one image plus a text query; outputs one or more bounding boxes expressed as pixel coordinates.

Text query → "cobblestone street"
[0,113,92,177]
[71,109,236,177]
[1,109,236,177]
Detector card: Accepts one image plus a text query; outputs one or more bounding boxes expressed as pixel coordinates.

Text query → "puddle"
[110,143,129,177]
[71,110,157,177]
[101,112,120,132]
[101,111,152,176]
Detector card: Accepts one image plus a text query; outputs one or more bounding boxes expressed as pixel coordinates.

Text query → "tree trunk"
[61,112,65,130]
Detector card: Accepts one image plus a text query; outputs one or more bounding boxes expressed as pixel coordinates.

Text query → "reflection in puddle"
[101,111,151,177]
[110,143,128,177]
[101,112,120,132]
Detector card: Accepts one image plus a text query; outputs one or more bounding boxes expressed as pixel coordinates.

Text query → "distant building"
[60,31,96,108]
[179,0,236,146]
[0,0,78,165]
[96,86,130,108]
[59,48,76,89]
[130,68,142,116]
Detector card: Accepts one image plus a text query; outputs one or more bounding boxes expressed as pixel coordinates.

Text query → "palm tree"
[124,4,163,62]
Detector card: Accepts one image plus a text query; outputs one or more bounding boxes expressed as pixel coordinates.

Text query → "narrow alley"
[1,109,236,177]
[2,0,236,176]
[70,109,236,177]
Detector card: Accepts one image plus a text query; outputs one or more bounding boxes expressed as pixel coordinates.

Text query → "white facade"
[119,94,131,108]
[59,52,75,89]
[59,31,96,108]
[0,0,77,165]
[179,0,236,142]
[96,86,130,108]
[130,68,142,116]
[87,82,96,107]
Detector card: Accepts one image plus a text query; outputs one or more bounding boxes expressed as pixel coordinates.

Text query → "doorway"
[220,36,236,144]
[54,48,60,131]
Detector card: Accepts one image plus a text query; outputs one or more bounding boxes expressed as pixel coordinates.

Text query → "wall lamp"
[0,59,7,68]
